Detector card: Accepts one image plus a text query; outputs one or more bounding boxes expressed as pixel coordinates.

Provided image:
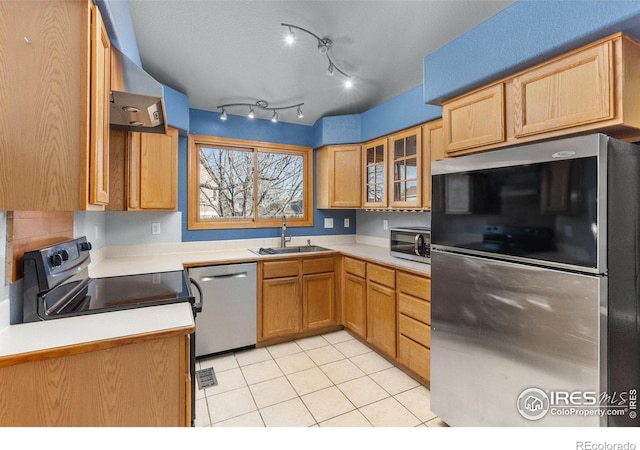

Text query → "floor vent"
[195,367,218,389]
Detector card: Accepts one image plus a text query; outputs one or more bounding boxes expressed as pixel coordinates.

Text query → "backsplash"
[74,211,107,250]
[105,211,182,245]
[356,210,431,239]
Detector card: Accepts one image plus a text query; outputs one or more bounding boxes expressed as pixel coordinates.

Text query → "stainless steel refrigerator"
[430,134,639,427]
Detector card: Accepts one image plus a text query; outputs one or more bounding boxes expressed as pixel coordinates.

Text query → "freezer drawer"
[431,250,605,426]
[189,263,257,358]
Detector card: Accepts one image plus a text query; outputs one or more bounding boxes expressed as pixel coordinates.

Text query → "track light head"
[217,100,303,124]
[285,27,294,45]
[280,24,352,87]
[327,63,335,76]
[318,38,333,54]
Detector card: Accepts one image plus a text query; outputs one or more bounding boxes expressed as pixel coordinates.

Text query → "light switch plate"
[383,220,388,230]
[344,218,350,228]
[324,218,334,229]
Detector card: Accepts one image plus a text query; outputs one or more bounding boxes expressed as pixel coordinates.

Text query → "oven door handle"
[189,277,204,314]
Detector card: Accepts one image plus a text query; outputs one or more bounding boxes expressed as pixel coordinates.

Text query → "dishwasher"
[188,263,257,358]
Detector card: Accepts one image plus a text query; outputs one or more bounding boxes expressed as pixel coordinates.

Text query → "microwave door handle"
[415,234,424,257]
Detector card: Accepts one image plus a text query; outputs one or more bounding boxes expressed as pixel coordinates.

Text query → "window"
[188,135,313,229]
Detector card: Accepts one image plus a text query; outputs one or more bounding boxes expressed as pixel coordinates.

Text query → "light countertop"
[88,243,430,278]
[1,242,429,364]
[0,302,194,365]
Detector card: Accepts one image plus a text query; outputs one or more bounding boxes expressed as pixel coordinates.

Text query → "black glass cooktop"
[41,270,193,318]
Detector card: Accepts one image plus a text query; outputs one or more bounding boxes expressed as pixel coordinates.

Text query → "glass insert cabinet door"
[389,127,422,208]
[363,137,388,208]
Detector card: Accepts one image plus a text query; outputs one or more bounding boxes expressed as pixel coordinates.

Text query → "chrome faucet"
[281,215,291,248]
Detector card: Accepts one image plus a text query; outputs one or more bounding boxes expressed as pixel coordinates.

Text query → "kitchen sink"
[250,245,332,255]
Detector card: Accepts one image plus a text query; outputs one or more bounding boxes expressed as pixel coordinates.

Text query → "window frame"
[188,134,314,230]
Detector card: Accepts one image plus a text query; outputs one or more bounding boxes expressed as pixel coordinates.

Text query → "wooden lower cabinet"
[397,272,431,382]
[259,256,337,342]
[366,263,396,358]
[343,272,367,338]
[261,276,301,339]
[303,272,335,329]
[0,333,191,426]
[342,257,431,383]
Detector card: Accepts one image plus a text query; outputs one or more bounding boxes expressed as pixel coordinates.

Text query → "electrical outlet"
[95,225,99,240]
[344,218,350,228]
[152,223,161,235]
[324,218,334,229]
[383,220,388,230]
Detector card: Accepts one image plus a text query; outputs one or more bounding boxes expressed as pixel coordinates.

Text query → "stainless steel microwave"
[390,227,431,264]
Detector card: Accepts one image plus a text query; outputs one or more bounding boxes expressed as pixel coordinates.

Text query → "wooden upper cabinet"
[389,126,422,209]
[423,120,443,210]
[441,33,640,156]
[362,138,388,208]
[138,127,179,210]
[0,1,111,210]
[317,145,362,209]
[513,39,614,138]
[89,5,111,206]
[443,83,505,154]
[108,127,179,211]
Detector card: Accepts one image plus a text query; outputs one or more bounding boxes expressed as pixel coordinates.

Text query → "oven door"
[431,134,608,273]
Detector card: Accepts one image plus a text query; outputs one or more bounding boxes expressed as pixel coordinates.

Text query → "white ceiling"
[129,0,513,125]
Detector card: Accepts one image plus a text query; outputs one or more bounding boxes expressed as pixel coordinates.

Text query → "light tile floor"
[195,330,448,427]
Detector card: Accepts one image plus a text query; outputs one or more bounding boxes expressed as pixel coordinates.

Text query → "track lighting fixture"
[281,23,353,88]
[216,99,304,122]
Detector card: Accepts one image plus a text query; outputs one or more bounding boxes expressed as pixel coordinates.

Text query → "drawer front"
[367,263,395,289]
[397,272,431,301]
[399,314,431,347]
[344,257,366,278]
[443,83,505,153]
[513,40,613,138]
[398,335,430,381]
[262,260,300,279]
[303,256,334,275]
[398,293,431,325]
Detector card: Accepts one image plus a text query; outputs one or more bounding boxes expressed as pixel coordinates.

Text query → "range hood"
[110,46,167,134]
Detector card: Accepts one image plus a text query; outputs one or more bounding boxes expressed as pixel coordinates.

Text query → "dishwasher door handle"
[200,273,248,282]
[189,277,204,314]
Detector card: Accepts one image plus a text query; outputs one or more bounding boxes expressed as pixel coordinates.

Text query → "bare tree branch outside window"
[197,146,305,221]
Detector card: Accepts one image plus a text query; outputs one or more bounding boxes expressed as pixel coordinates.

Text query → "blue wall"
[190,109,314,147]
[181,109,356,242]
[163,84,190,133]
[95,0,141,65]
[361,86,441,142]
[313,115,362,148]
[423,0,640,104]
